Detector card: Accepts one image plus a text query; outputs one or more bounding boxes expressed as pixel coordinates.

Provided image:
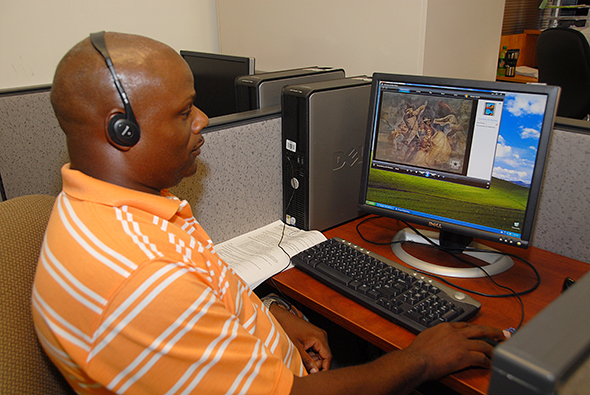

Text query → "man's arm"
[289,322,507,395]
[268,303,332,374]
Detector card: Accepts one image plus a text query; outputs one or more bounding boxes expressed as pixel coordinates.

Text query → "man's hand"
[404,322,509,382]
[269,303,332,373]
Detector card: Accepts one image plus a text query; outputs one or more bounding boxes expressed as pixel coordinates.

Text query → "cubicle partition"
[0,86,589,261]
[171,110,283,243]
[0,86,282,244]
[534,117,590,263]
[0,85,65,199]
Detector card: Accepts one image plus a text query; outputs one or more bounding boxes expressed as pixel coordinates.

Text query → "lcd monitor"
[180,50,255,118]
[358,73,560,278]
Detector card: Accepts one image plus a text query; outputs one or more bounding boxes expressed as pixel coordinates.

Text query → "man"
[32,32,507,395]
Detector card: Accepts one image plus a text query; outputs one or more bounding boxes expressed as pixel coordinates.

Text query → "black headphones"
[89,31,140,147]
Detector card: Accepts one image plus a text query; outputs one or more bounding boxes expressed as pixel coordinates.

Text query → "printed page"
[215,220,327,288]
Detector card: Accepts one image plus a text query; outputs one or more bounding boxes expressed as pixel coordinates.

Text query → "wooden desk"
[271,216,590,395]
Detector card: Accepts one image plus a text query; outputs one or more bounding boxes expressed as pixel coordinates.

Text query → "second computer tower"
[282,76,372,231]
[236,67,345,112]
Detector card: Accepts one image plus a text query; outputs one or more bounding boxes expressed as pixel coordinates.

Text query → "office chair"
[0,195,76,395]
[537,27,590,119]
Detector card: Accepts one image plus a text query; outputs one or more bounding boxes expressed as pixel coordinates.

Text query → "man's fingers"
[300,349,320,373]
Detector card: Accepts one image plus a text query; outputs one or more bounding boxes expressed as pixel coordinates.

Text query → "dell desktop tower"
[236,67,345,112]
[282,76,372,231]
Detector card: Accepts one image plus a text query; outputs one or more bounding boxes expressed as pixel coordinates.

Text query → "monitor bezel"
[180,50,255,72]
[358,72,560,250]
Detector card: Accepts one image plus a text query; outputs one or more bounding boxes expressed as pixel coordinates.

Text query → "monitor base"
[391,228,514,278]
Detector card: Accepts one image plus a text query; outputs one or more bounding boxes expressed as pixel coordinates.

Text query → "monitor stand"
[391,228,514,278]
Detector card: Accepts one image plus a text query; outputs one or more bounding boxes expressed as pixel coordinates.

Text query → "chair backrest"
[0,195,76,395]
[537,27,590,119]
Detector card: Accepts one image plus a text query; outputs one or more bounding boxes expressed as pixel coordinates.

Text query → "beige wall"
[217,0,428,76]
[2,0,505,90]
[216,0,505,80]
[423,1,505,79]
[0,0,219,90]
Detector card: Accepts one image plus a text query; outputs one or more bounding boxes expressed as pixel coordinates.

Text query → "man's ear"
[104,110,138,151]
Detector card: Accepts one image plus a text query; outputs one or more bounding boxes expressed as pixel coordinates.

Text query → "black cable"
[355,215,405,245]
[415,225,536,295]
[399,223,526,329]
[270,157,297,299]
[277,155,297,265]
[414,267,525,330]
[356,215,540,295]
[401,221,540,297]
[355,215,541,330]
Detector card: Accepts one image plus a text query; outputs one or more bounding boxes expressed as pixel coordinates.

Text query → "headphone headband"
[89,31,138,125]
[89,31,140,147]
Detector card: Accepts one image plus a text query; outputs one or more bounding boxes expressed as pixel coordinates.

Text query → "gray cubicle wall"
[0,86,589,261]
[534,118,590,263]
[0,85,66,199]
[0,86,282,244]
[170,112,283,243]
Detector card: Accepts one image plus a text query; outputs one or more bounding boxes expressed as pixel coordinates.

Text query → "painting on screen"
[374,92,476,175]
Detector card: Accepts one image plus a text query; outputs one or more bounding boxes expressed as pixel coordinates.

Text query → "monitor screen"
[358,73,560,277]
[180,50,255,118]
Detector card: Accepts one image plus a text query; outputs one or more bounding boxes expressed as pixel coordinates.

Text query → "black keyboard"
[291,237,481,334]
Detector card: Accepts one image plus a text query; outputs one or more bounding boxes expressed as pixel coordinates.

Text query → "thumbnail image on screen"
[373,93,477,176]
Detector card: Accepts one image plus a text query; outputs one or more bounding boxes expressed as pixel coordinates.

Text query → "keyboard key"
[316,262,352,285]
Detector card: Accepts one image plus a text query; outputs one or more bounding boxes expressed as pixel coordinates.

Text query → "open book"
[215,220,327,288]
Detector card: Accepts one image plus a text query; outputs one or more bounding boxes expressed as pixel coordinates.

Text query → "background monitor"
[180,50,255,118]
[358,73,560,278]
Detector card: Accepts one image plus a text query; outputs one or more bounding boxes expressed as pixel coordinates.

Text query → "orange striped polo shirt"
[32,165,305,394]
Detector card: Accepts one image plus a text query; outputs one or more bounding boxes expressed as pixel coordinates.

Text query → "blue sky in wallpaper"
[492,92,547,186]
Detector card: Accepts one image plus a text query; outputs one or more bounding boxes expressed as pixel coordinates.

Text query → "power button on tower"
[290,177,300,189]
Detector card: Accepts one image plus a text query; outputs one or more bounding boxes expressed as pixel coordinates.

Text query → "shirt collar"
[61,164,182,220]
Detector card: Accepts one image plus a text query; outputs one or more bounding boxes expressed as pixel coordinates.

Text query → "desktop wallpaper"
[366,92,548,235]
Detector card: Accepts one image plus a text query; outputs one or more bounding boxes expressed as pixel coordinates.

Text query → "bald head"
[51,32,178,142]
[51,32,208,194]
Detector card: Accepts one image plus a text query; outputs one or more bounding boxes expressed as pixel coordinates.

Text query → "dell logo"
[332,147,363,171]
[429,221,442,229]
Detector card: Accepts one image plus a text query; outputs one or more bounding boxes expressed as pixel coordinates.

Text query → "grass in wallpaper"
[366,169,529,232]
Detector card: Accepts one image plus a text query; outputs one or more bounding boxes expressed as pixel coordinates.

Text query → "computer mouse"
[475,337,500,347]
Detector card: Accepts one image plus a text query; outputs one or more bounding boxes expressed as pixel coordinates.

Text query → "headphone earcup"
[108,113,140,147]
